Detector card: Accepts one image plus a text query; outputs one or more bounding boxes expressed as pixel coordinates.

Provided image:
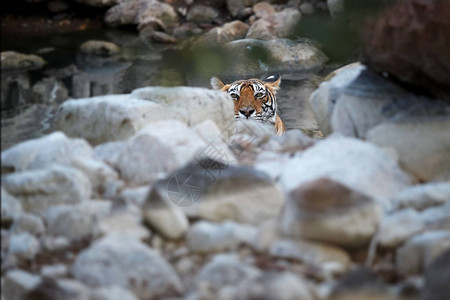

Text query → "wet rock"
[30,77,68,105]
[56,95,180,145]
[131,86,234,131]
[1,132,118,194]
[270,238,350,271]
[139,29,177,44]
[186,221,257,253]
[79,40,121,56]
[309,63,364,135]
[224,38,328,77]
[235,271,313,300]
[196,253,260,295]
[10,213,45,236]
[90,286,138,300]
[40,264,69,278]
[2,165,91,215]
[366,108,450,182]
[327,0,344,18]
[280,178,382,247]
[397,231,450,276]
[247,8,301,40]
[362,0,450,98]
[1,188,23,228]
[8,232,40,260]
[73,234,183,299]
[393,182,450,211]
[44,203,104,242]
[200,20,249,44]
[105,0,178,28]
[280,135,411,209]
[253,2,276,19]
[1,51,46,71]
[143,180,189,239]
[422,249,450,300]
[3,269,41,300]
[99,211,150,241]
[116,120,207,185]
[377,204,450,248]
[187,5,219,23]
[47,1,69,13]
[23,278,90,300]
[300,2,314,14]
[226,0,252,17]
[75,0,116,7]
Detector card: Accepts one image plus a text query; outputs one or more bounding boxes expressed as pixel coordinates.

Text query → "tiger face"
[210,75,286,135]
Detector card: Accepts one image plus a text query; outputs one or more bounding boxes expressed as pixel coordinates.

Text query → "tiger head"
[210,75,281,125]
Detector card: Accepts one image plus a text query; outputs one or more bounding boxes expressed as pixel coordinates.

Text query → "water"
[1,28,331,151]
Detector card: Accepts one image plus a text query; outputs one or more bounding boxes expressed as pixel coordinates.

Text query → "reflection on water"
[1,29,332,150]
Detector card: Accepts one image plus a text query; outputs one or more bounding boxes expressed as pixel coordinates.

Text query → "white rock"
[142,186,189,239]
[367,118,450,182]
[22,278,90,300]
[131,86,234,131]
[1,187,22,226]
[280,177,383,247]
[377,209,425,248]
[378,204,450,248]
[309,63,364,135]
[269,239,350,271]
[116,120,207,184]
[393,182,450,211]
[280,135,411,209]
[99,211,150,241]
[72,234,183,299]
[93,140,127,166]
[120,186,151,207]
[2,165,91,215]
[56,95,182,145]
[40,264,69,278]
[10,213,45,236]
[90,286,138,300]
[3,269,41,300]
[397,231,450,276]
[187,221,257,253]
[1,132,117,193]
[197,253,260,294]
[44,202,108,242]
[8,232,40,260]
[236,271,313,300]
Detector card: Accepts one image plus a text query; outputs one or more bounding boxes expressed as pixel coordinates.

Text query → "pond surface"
[1,28,335,151]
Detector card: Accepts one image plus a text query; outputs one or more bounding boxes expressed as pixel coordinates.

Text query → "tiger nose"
[239,108,255,118]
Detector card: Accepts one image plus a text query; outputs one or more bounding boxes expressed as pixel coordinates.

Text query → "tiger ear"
[210,76,228,91]
[264,74,281,93]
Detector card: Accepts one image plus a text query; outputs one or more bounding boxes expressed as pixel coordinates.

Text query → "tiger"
[210,74,286,135]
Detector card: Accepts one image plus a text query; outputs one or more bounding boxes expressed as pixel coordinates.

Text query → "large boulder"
[150,159,285,225]
[2,165,91,215]
[105,0,178,28]
[362,0,450,99]
[279,178,382,248]
[279,135,411,209]
[221,38,328,78]
[55,95,181,145]
[130,86,234,131]
[1,51,46,71]
[246,8,301,40]
[309,63,364,135]
[1,132,118,193]
[73,234,183,299]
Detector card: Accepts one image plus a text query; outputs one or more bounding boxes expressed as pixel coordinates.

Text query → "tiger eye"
[255,92,264,98]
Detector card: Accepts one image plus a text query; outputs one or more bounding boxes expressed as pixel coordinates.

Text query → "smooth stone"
[393,182,450,211]
[3,270,41,300]
[8,232,40,260]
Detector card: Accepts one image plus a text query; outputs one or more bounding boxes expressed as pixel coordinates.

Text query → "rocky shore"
[2,0,450,300]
